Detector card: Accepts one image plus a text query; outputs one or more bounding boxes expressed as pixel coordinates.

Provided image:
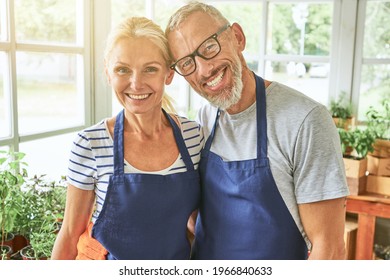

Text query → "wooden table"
[346,192,390,259]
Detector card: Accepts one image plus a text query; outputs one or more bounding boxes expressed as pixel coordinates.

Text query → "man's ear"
[231,22,246,51]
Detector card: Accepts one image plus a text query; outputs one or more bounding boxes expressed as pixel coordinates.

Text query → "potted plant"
[0,150,28,256]
[19,174,67,260]
[339,127,376,195]
[329,92,354,130]
[365,99,390,196]
[20,220,57,260]
[366,99,390,157]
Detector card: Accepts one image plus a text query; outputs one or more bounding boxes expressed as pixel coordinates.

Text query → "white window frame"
[0,0,92,151]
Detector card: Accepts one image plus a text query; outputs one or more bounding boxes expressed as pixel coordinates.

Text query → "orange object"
[76,222,108,260]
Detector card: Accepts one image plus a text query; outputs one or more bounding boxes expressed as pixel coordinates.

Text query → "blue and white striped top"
[67,115,204,222]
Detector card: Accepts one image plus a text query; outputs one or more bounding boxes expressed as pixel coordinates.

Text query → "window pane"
[14,0,77,44]
[16,52,84,135]
[19,132,75,181]
[267,2,333,56]
[363,1,390,58]
[0,0,6,41]
[154,0,184,29]
[358,64,390,120]
[111,0,145,27]
[0,51,10,138]
[265,61,330,105]
[166,75,190,117]
[210,1,262,72]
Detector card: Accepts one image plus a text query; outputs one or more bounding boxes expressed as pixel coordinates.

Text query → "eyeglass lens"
[176,37,221,75]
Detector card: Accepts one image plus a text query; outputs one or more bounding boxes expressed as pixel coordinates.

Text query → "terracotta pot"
[12,234,29,253]
[370,139,390,158]
[333,117,355,130]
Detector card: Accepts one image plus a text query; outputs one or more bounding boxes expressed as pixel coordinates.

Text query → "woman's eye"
[114,67,129,74]
[145,67,158,73]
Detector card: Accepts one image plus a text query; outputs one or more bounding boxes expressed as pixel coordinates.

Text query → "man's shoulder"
[267,82,326,116]
[196,103,218,126]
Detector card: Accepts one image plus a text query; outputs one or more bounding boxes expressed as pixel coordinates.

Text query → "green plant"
[0,150,28,246]
[22,220,57,260]
[18,174,67,259]
[366,99,390,140]
[329,92,353,119]
[338,128,376,159]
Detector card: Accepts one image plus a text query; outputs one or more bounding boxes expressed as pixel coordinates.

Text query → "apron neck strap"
[254,73,267,159]
[163,110,194,171]
[113,109,195,175]
[113,109,125,175]
[204,72,268,159]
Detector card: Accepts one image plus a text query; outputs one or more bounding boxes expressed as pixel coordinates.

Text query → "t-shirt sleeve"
[67,132,97,191]
[293,105,350,203]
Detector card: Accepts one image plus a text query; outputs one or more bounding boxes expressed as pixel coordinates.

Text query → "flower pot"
[343,157,368,195]
[333,117,355,130]
[0,232,15,250]
[20,245,48,260]
[0,245,13,260]
[370,139,390,158]
[12,234,29,253]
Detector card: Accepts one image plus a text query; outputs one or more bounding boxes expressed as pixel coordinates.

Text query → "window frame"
[0,0,92,151]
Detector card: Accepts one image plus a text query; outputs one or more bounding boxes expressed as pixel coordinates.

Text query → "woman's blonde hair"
[105,17,176,114]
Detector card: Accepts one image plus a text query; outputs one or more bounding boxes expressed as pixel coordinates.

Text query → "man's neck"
[226,68,257,115]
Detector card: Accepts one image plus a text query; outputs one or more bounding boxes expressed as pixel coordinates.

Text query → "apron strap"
[254,73,267,159]
[163,110,194,171]
[113,109,195,175]
[113,109,125,176]
[203,73,268,159]
[204,110,220,152]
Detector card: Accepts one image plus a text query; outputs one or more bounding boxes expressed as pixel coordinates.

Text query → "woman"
[51,17,203,260]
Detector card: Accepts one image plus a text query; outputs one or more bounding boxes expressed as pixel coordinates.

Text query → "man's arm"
[298,197,347,260]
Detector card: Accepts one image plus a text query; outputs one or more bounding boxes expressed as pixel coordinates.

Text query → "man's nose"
[194,56,214,76]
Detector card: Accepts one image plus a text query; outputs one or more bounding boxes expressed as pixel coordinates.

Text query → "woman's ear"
[165,68,175,85]
[104,59,112,85]
[231,22,246,52]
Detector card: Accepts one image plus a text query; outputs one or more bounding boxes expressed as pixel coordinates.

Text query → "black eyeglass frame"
[170,24,231,76]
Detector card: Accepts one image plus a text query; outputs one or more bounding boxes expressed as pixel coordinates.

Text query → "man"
[165,1,349,260]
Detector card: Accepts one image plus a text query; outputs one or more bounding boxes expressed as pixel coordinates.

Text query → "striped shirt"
[67,115,204,222]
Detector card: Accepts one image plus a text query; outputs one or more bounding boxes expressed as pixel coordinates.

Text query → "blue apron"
[192,74,308,260]
[92,109,200,260]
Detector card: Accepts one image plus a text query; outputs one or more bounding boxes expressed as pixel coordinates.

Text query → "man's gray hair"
[165,1,229,36]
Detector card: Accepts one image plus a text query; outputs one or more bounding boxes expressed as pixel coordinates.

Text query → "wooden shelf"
[346,192,390,259]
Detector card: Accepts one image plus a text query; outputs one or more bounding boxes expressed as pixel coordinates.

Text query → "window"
[0,0,91,180]
[354,0,390,120]
[264,1,333,105]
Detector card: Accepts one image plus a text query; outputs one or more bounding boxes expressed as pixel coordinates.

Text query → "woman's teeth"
[207,72,224,87]
[128,94,149,100]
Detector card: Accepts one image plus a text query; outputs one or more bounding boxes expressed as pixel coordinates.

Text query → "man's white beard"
[200,60,243,110]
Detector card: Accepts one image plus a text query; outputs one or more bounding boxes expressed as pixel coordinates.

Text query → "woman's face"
[106,37,174,115]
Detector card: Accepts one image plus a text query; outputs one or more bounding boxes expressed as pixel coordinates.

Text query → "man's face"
[168,12,244,110]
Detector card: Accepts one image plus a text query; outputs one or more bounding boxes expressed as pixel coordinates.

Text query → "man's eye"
[202,43,218,55]
[181,59,194,69]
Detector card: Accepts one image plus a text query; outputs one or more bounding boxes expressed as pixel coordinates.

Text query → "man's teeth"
[128,94,149,100]
[207,72,224,87]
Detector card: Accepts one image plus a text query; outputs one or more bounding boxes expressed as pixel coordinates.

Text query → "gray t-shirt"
[197,81,349,248]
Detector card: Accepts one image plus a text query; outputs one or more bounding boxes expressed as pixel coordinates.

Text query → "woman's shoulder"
[73,119,110,145]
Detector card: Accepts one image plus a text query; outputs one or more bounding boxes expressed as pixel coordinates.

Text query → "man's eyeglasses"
[170,24,231,77]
